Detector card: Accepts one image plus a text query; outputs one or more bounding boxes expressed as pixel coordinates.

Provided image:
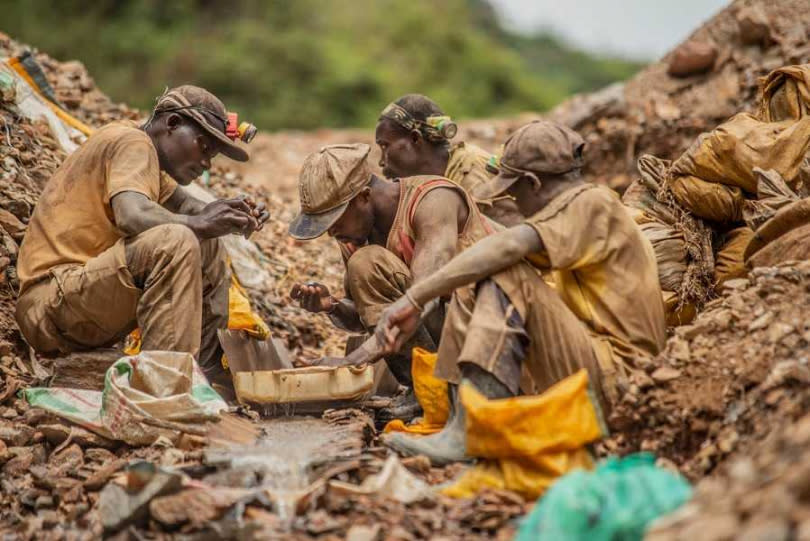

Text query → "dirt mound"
[648,410,810,540]
[4,0,810,536]
[601,262,810,481]
[548,0,810,190]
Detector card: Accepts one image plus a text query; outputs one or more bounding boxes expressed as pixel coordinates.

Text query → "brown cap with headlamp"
[152,85,257,162]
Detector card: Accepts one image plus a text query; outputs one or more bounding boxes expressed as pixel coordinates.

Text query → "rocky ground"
[3,0,810,538]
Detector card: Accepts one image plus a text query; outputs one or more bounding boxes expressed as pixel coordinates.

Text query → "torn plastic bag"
[24,351,227,446]
[515,453,692,541]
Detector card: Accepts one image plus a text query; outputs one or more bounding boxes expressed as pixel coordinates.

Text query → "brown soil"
[3,0,810,538]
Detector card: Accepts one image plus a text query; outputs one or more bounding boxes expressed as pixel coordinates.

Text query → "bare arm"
[112,191,257,239]
[409,188,467,283]
[408,224,544,306]
[328,299,365,332]
[112,192,193,236]
[372,224,544,353]
[163,186,208,215]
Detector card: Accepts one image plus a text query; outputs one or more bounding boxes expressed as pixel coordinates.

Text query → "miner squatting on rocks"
[4,0,810,536]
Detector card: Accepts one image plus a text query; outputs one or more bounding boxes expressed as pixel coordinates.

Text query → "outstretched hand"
[290,282,334,313]
[375,294,421,354]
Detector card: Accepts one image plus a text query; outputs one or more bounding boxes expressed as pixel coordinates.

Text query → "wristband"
[325,297,340,314]
[405,290,424,312]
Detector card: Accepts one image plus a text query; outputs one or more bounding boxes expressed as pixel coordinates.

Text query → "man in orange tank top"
[288,143,481,417]
[376,121,667,465]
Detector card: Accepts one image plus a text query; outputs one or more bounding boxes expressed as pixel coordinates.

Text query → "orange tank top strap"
[386,176,465,266]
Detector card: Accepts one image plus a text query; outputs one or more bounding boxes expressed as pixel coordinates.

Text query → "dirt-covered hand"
[375,294,420,354]
[188,198,258,239]
[290,282,335,313]
[239,194,270,232]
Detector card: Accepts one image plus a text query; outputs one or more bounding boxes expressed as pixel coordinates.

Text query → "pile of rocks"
[602,262,810,481]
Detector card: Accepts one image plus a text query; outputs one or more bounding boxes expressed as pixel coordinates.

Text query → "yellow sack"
[442,370,606,500]
[671,113,810,195]
[124,276,270,358]
[227,279,270,339]
[758,64,810,122]
[748,222,810,268]
[714,226,755,285]
[666,175,745,224]
[745,198,810,261]
[384,348,449,435]
[441,450,594,500]
[662,290,697,327]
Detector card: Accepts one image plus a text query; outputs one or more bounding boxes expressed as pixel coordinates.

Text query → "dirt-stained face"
[374,119,427,179]
[156,114,221,185]
[327,190,375,249]
[505,176,543,217]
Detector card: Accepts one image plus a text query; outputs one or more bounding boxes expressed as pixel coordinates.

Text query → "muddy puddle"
[205,416,365,528]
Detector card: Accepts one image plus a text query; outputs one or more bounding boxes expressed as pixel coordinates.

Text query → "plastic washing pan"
[233,364,374,410]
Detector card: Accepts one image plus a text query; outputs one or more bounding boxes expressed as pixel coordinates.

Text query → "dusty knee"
[151,224,201,261]
[346,245,411,303]
[345,245,392,282]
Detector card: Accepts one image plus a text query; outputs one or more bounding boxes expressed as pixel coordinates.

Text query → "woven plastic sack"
[666,174,745,224]
[24,351,226,446]
[714,227,754,285]
[671,112,810,195]
[757,64,810,122]
[515,453,692,541]
[637,221,687,292]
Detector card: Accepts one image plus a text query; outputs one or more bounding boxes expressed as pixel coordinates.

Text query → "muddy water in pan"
[207,416,362,528]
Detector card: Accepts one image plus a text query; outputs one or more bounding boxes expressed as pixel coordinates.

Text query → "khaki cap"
[289,143,373,240]
[473,120,585,200]
[153,85,249,162]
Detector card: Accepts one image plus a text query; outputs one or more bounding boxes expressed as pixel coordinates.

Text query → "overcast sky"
[489,0,730,60]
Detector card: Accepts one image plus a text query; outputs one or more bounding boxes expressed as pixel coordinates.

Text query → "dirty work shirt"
[524,183,667,383]
[445,142,522,227]
[445,142,492,196]
[17,121,177,293]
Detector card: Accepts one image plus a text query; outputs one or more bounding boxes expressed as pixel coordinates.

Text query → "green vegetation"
[4,0,644,130]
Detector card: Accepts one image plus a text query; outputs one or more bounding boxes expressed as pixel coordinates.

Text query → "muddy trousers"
[16,224,230,385]
[344,245,442,386]
[435,273,608,412]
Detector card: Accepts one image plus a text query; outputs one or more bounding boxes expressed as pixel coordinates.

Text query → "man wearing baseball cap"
[288,143,499,414]
[16,85,268,391]
[376,120,667,464]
